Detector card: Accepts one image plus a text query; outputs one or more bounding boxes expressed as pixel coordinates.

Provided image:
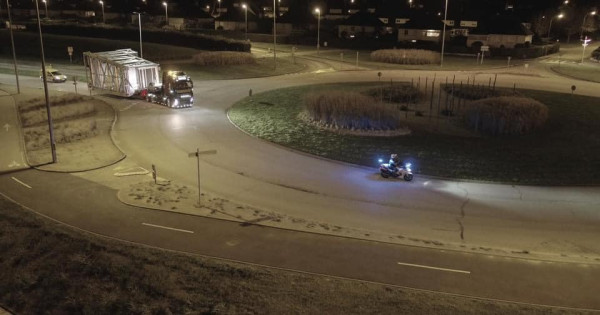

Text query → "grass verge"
[228,82,600,185]
[175,56,305,80]
[550,64,600,83]
[0,195,585,314]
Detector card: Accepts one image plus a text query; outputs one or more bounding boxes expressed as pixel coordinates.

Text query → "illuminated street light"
[242,4,248,39]
[34,0,57,163]
[99,0,105,23]
[42,0,48,18]
[581,10,596,39]
[163,1,168,25]
[315,8,320,53]
[547,13,563,38]
[440,0,448,67]
[134,12,143,58]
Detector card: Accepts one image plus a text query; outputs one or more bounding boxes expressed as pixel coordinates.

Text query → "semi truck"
[83,49,193,108]
[143,70,194,108]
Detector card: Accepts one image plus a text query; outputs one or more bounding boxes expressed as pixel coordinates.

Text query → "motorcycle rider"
[389,154,401,174]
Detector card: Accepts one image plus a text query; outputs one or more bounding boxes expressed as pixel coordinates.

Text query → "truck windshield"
[173,81,192,90]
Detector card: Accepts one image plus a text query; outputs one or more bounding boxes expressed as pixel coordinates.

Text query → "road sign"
[67,46,73,55]
[480,45,489,52]
[188,148,217,207]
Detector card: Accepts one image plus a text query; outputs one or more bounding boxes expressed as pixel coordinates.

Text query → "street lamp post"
[134,12,143,58]
[6,0,20,93]
[242,4,247,39]
[273,0,276,69]
[42,0,48,18]
[35,0,57,163]
[547,13,564,38]
[162,1,168,25]
[580,11,596,40]
[315,8,320,54]
[99,0,104,23]
[440,0,448,67]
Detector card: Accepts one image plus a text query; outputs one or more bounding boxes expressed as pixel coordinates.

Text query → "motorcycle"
[379,160,414,181]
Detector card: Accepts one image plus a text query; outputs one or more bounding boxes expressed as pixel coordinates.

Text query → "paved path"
[0,85,28,173]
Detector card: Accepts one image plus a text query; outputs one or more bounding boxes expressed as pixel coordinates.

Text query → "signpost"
[581,37,591,63]
[188,148,217,207]
[67,46,73,63]
[480,46,489,64]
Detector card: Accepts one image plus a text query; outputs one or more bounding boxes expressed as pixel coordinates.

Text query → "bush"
[370,49,440,65]
[192,51,255,66]
[443,85,519,100]
[365,84,423,104]
[304,91,402,130]
[465,97,548,135]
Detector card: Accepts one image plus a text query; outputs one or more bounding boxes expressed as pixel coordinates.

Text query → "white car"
[40,66,67,83]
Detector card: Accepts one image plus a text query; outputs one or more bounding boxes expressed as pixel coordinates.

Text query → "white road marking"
[8,161,21,168]
[11,177,32,189]
[397,262,471,274]
[3,123,10,131]
[142,222,194,234]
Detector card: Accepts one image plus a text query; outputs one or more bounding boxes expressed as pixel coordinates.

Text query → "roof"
[83,49,158,69]
[471,15,533,35]
[341,11,385,27]
[399,14,445,30]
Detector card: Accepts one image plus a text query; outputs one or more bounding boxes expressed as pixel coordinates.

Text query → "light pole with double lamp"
[134,12,143,58]
[163,1,168,25]
[6,0,20,93]
[315,8,320,53]
[440,0,448,67]
[42,0,48,18]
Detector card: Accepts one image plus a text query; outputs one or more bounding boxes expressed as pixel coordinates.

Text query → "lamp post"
[273,0,276,69]
[42,0,48,18]
[547,13,563,38]
[99,0,104,23]
[242,4,247,39]
[315,8,320,53]
[35,0,57,163]
[162,1,168,25]
[580,10,596,40]
[440,0,448,67]
[6,0,20,93]
[134,12,143,58]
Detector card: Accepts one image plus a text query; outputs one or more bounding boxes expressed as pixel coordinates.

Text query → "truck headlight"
[173,99,179,106]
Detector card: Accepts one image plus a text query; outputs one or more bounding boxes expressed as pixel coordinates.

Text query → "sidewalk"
[0,85,28,174]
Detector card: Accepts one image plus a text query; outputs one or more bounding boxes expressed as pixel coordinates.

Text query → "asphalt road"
[1,169,599,310]
[1,51,600,310]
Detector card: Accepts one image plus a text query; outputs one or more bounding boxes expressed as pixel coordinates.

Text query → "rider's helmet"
[391,154,399,164]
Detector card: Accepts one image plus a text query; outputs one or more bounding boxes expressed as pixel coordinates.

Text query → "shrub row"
[24,119,98,150]
[192,51,255,66]
[443,85,520,100]
[19,94,91,112]
[304,92,402,130]
[23,23,250,52]
[370,49,440,65]
[365,84,423,104]
[465,96,548,135]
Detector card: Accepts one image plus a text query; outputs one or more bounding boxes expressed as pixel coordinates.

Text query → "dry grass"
[23,119,98,151]
[444,85,520,100]
[20,103,96,127]
[192,51,256,66]
[19,94,90,112]
[371,49,441,65]
[465,97,549,135]
[365,84,423,104]
[304,91,402,130]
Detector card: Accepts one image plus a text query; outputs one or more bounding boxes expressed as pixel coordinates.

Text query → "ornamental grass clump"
[304,91,402,130]
[465,97,548,135]
[444,85,520,100]
[371,49,440,65]
[365,84,423,104]
[193,51,256,66]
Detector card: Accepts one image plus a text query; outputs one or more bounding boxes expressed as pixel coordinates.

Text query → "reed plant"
[371,49,440,65]
[193,51,256,66]
[465,97,548,135]
[304,91,402,130]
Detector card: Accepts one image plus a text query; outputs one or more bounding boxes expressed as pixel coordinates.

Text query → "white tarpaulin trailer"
[83,49,160,97]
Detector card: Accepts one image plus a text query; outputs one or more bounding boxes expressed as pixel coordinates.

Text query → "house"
[397,14,445,43]
[215,3,258,32]
[467,16,533,49]
[338,11,384,38]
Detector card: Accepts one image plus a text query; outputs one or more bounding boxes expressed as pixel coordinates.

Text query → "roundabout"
[1,50,600,311]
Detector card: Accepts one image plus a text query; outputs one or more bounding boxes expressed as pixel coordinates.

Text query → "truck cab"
[145,70,194,108]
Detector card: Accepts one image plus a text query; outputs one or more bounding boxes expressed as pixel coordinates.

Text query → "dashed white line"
[11,177,32,189]
[142,222,194,234]
[397,262,471,274]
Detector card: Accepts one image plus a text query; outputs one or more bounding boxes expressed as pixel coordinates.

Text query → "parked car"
[40,65,67,83]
